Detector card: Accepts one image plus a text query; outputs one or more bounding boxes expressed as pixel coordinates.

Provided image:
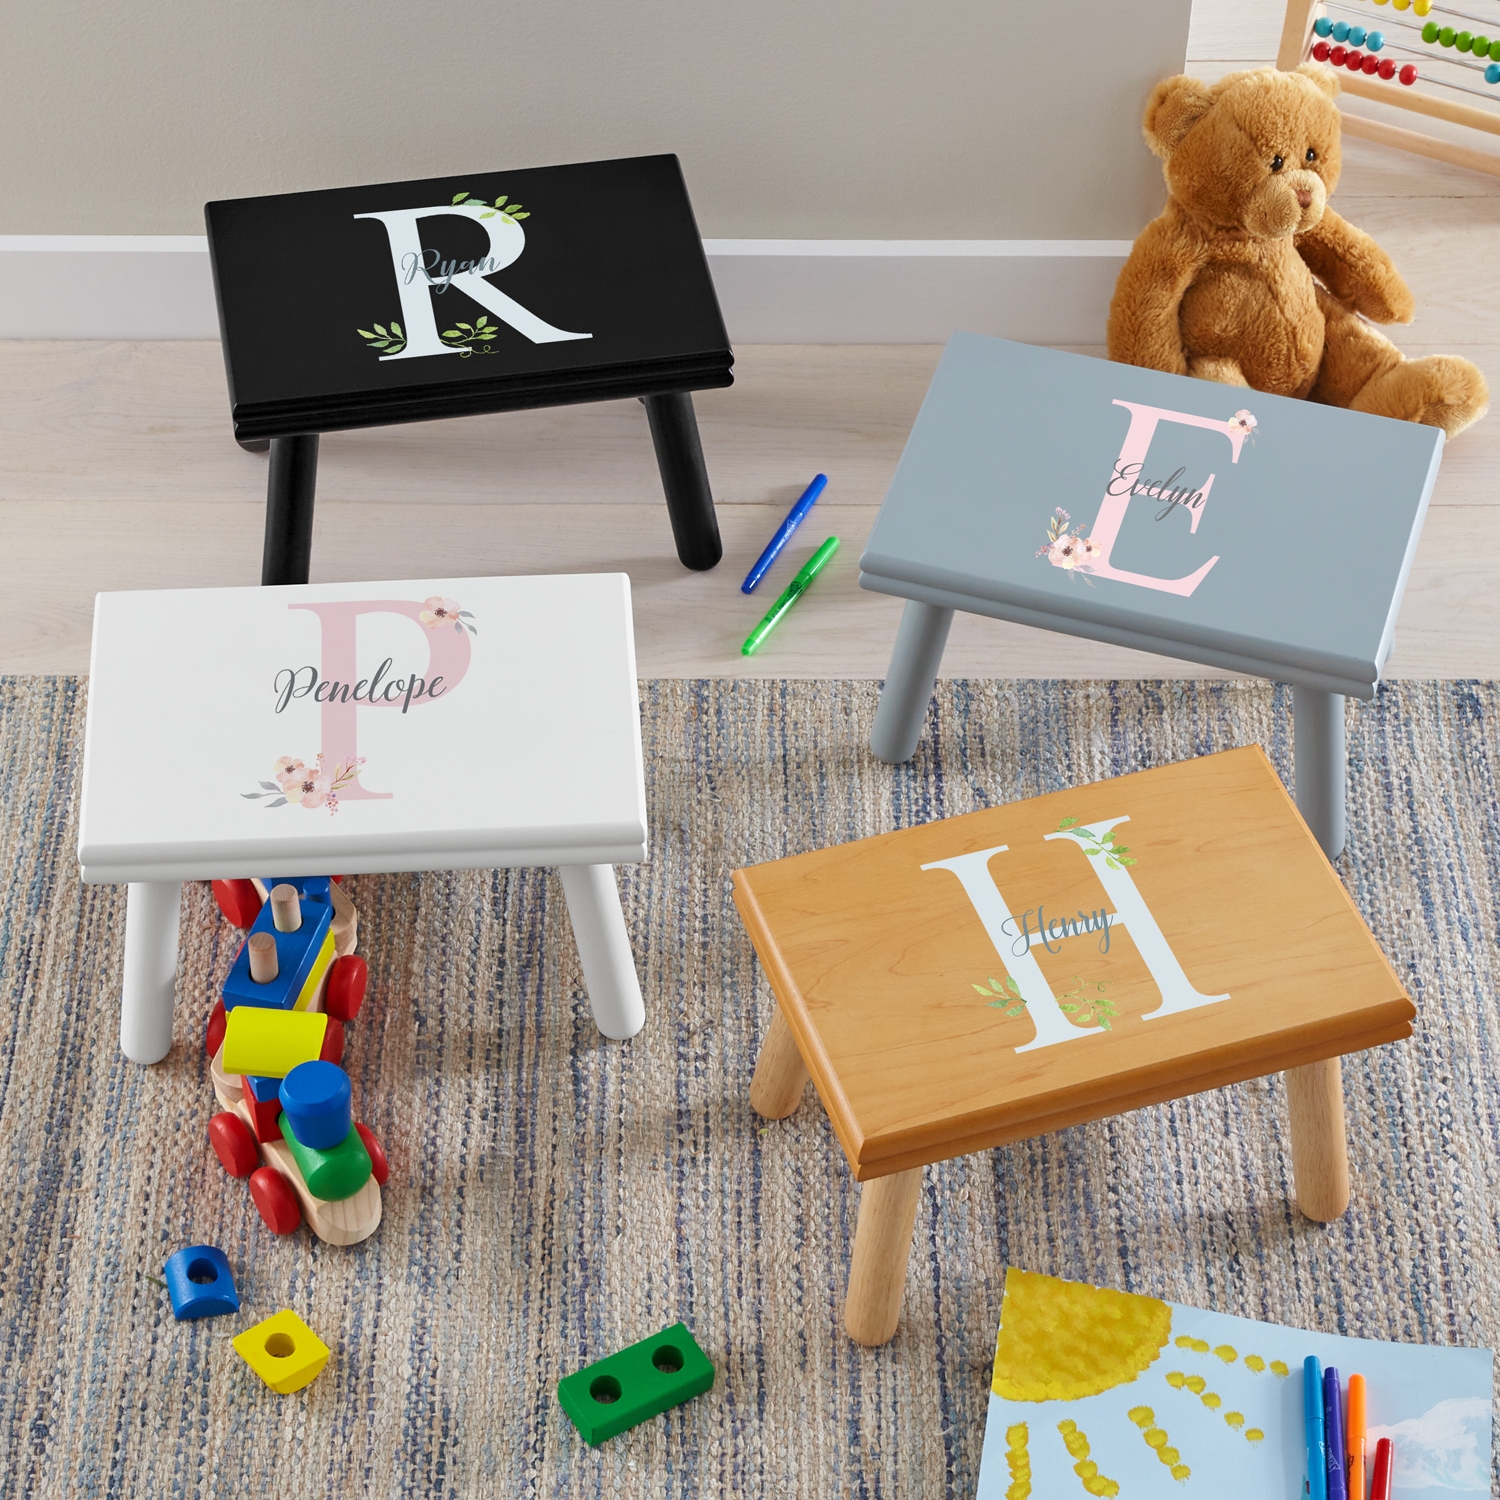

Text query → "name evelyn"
[1108,462,1209,522]
[273,658,445,714]
[1001,905,1115,956]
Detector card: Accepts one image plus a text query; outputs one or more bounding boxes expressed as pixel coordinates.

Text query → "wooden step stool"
[734,746,1413,1346]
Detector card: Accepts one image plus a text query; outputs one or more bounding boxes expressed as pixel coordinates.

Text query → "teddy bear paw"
[1351,354,1489,439]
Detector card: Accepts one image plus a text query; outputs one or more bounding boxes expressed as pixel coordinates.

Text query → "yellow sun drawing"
[992,1269,1174,1402]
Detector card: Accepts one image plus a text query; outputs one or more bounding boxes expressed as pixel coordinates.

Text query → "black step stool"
[206,154,733,582]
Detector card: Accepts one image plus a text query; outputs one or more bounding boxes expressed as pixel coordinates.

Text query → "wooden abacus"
[1280,0,1500,176]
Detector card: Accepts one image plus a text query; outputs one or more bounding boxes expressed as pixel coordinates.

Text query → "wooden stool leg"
[642,392,722,572]
[1293,685,1347,859]
[869,600,954,764]
[120,880,181,1064]
[844,1167,923,1346]
[558,864,646,1040]
[750,1006,810,1118]
[1285,1056,1351,1221]
[262,433,319,585]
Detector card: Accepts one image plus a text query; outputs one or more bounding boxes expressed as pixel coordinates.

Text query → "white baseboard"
[0,235,1131,345]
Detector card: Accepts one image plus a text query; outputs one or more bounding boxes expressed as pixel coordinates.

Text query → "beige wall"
[1,1,1191,238]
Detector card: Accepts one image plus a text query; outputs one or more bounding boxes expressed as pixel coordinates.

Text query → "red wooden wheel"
[211,879,263,929]
[208,1111,258,1178]
[249,1166,302,1234]
[205,1000,227,1058]
[355,1122,390,1186]
[319,1016,346,1065]
[325,955,368,1023]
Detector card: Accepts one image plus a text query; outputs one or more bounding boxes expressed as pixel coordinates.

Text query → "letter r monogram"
[288,599,472,800]
[922,818,1227,1052]
[353,200,592,360]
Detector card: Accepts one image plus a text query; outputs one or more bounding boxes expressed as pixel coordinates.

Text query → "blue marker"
[1305,1356,1328,1500]
[741,474,827,593]
[1324,1367,1347,1500]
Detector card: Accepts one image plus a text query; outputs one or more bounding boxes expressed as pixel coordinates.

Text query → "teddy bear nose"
[1296,188,1312,209]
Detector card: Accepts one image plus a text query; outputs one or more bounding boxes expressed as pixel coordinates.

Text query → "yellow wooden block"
[233,1309,331,1394]
[221,1007,328,1077]
[293,928,336,1013]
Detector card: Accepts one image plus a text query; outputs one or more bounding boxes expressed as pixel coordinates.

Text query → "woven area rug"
[0,676,1497,1498]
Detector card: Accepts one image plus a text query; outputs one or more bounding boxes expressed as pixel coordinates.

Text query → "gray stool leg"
[1293,685,1346,859]
[870,600,954,764]
[120,880,181,1064]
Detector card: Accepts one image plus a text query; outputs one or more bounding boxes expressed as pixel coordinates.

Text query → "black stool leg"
[642,392,722,571]
[262,435,319,585]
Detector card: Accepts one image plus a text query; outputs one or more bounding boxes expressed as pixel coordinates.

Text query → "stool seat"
[736,746,1413,1344]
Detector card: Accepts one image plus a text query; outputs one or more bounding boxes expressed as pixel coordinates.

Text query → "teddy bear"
[1107,65,1487,439]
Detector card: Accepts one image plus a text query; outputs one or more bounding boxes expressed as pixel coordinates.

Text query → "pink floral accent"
[1036,507,1099,586]
[1229,409,1258,436]
[419,596,463,629]
[243,754,366,816]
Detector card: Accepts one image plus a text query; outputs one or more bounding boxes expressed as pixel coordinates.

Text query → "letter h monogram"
[922,819,1227,1052]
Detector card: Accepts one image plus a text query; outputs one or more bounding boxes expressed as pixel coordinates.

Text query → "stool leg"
[844,1166,923,1346]
[121,881,181,1064]
[262,434,320,586]
[750,1006,811,1118]
[1285,1056,1350,1221]
[558,864,645,1040]
[1293,685,1346,859]
[642,392,722,571]
[870,600,954,764]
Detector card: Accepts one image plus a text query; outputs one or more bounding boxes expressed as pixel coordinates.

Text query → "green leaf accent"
[391,321,402,337]
[373,323,388,336]
[357,328,374,338]
[457,322,473,332]
[452,190,468,203]
[1106,857,1120,870]
[494,194,507,207]
[1005,976,1021,997]
[443,330,462,338]
[1057,817,1079,829]
[510,211,529,220]
[476,316,489,327]
[973,983,992,996]
[480,212,495,218]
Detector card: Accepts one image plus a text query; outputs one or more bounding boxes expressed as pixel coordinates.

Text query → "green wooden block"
[278,1113,372,1201]
[556,1323,714,1445]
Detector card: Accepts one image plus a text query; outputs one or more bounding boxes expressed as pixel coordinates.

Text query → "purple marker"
[1324,1366,1347,1500]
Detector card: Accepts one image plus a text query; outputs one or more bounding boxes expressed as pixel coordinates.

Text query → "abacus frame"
[1279,0,1500,176]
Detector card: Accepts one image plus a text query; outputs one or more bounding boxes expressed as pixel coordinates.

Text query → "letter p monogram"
[289,599,472,800]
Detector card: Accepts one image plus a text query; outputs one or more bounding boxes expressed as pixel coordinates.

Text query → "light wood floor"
[2,14,1497,679]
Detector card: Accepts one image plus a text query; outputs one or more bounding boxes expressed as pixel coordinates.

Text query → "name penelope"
[273,658,445,715]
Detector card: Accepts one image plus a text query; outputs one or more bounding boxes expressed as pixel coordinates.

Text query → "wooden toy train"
[203,875,389,1245]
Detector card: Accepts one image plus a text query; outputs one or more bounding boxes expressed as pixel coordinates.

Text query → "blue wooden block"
[279,1060,352,1150]
[164,1245,240,1320]
[222,894,333,1012]
[261,875,332,906]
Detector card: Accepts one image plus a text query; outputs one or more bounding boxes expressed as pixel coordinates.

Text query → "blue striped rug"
[0,677,1495,1497]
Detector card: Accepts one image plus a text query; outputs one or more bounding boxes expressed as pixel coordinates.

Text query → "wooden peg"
[844,1166,923,1346]
[248,931,279,983]
[1286,1056,1351,1221]
[750,1007,811,1119]
[270,883,302,933]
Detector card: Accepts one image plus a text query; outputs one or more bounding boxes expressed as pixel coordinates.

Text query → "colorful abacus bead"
[1422,21,1440,41]
[1378,56,1397,77]
[1365,30,1384,50]
[1438,26,1456,46]
[1394,0,1411,10]
[1314,16,1333,37]
[1313,39,1331,60]
[1399,62,1418,83]
[1456,31,1474,52]
[1332,20,1350,40]
[1330,44,1348,64]
[1491,40,1500,60]
[1475,36,1492,58]
[1488,63,1500,83]
[1362,51,1380,71]
[1413,0,1432,14]
[1347,25,1367,45]
[1346,48,1365,68]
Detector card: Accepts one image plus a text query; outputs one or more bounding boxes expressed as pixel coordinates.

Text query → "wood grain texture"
[1342,112,1500,183]
[843,1168,923,1346]
[1286,1055,1352,1221]
[749,1005,811,1119]
[732,745,1413,1180]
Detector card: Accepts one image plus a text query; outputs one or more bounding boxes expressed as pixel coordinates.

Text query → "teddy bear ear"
[1294,60,1341,98]
[1142,75,1217,159]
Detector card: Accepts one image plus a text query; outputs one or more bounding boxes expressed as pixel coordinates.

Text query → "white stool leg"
[121,881,181,1064]
[870,600,954,764]
[1293,685,1346,859]
[558,864,645,1040]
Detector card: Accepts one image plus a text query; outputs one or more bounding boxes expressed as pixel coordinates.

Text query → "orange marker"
[1370,1437,1393,1500]
[1347,1375,1367,1499]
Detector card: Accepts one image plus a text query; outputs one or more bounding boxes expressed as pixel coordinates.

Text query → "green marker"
[741,536,840,655]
